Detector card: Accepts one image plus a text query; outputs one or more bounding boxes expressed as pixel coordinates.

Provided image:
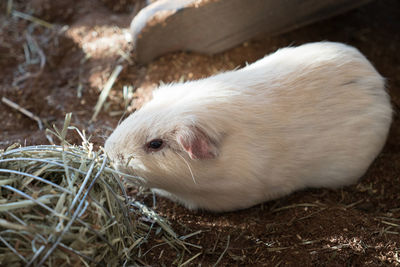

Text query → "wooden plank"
[131,0,372,63]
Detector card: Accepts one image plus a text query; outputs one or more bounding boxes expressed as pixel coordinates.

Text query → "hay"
[91,64,124,122]
[11,10,54,29]
[0,114,194,266]
[1,97,43,130]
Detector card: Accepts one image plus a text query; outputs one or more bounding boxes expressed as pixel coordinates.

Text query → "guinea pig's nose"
[104,148,123,163]
[113,161,134,176]
[107,153,128,172]
[116,152,124,162]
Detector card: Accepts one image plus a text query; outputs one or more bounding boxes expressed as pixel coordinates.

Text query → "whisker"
[175,152,197,185]
[118,108,130,126]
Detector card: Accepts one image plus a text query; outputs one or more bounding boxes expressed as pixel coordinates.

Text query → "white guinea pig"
[105,42,392,212]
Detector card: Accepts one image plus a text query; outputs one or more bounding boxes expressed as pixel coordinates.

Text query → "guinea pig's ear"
[176,126,219,160]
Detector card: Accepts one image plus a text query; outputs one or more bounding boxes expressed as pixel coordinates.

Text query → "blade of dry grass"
[12,10,54,28]
[212,235,230,267]
[91,65,123,121]
[0,235,28,263]
[180,252,202,267]
[271,203,325,213]
[6,0,13,15]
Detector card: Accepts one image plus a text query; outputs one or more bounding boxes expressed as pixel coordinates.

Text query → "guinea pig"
[105,42,392,212]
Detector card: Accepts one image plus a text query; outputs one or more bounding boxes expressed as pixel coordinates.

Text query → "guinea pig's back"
[217,42,392,191]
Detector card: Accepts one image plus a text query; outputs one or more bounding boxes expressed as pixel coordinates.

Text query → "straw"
[0,114,199,266]
[91,65,124,121]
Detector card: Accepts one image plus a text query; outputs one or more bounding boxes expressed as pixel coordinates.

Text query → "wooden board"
[131,0,372,63]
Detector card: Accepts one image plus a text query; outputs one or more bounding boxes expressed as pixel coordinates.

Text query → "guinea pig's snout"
[106,151,125,165]
[104,142,124,164]
[106,152,131,173]
[115,152,125,162]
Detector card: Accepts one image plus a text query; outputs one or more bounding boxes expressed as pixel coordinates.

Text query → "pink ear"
[177,127,218,160]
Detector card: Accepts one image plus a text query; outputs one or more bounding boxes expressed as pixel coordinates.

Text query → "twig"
[2,96,43,130]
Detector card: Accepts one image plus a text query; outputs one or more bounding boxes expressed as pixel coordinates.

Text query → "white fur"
[105,42,392,212]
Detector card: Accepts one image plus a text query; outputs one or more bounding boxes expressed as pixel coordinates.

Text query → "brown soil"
[1,0,400,266]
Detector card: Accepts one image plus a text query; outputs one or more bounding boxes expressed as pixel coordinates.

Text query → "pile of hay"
[0,117,195,266]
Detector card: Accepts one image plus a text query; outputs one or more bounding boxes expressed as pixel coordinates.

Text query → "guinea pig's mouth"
[114,167,147,185]
[107,160,147,185]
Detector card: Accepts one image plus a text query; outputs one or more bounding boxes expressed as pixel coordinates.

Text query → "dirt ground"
[1,0,400,266]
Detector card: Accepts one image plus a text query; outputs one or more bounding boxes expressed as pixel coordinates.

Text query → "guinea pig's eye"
[146,139,164,151]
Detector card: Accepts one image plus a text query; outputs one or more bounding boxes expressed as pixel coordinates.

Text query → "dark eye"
[147,139,164,151]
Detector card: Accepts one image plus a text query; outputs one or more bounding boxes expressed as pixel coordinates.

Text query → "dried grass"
[91,65,124,122]
[0,114,195,266]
